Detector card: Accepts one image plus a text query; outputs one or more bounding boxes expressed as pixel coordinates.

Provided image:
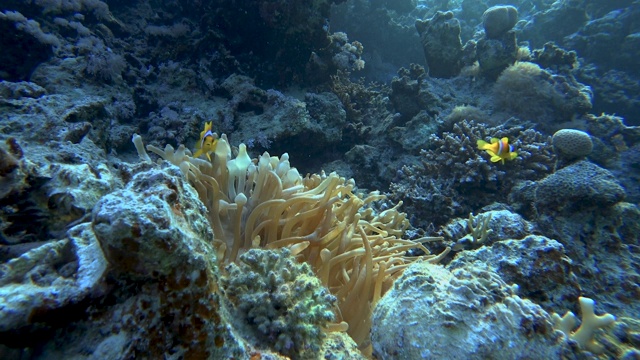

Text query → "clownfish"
[477,137,518,164]
[193,121,218,160]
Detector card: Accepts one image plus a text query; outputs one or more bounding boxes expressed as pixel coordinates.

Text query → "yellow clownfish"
[193,121,218,160]
[477,137,518,164]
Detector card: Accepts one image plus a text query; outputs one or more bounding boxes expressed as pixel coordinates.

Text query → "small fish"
[193,121,218,160]
[477,137,518,164]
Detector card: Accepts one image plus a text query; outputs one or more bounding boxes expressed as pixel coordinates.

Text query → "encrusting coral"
[132,132,449,353]
[221,247,336,359]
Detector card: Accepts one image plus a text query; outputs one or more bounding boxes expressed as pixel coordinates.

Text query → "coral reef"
[583,113,640,167]
[93,164,213,280]
[91,162,238,358]
[564,6,640,77]
[130,0,356,87]
[306,31,366,84]
[476,29,517,80]
[442,105,489,131]
[329,0,424,82]
[575,113,640,202]
[0,0,639,358]
[0,138,26,199]
[577,67,640,126]
[134,133,449,353]
[0,87,119,244]
[26,160,360,359]
[0,80,46,100]
[520,0,588,49]
[519,1,640,124]
[388,63,442,126]
[545,201,639,315]
[450,211,494,251]
[329,70,386,127]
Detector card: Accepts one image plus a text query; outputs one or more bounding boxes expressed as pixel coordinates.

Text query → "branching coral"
[451,212,493,251]
[552,296,616,354]
[390,120,555,229]
[132,133,449,354]
[330,70,386,125]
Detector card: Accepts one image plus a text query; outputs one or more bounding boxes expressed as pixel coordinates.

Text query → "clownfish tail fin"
[477,139,489,150]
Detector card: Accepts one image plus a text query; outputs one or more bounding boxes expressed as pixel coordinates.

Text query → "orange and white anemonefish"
[193,121,218,160]
[477,137,518,164]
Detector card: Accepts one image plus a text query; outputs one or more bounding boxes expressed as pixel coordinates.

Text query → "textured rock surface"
[0,12,57,81]
[476,30,517,79]
[415,11,463,78]
[448,235,581,312]
[477,5,519,78]
[371,261,568,359]
[537,201,640,321]
[0,85,121,244]
[0,80,46,99]
[72,162,246,358]
[532,160,625,212]
[0,223,107,333]
[93,163,214,280]
[215,74,349,172]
